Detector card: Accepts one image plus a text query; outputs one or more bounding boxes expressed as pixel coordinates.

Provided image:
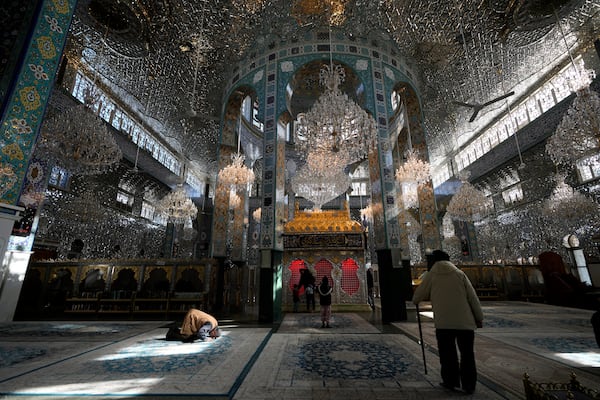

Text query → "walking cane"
[415,303,427,374]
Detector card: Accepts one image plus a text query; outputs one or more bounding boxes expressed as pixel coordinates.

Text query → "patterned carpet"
[392,301,600,398]
[0,324,271,399]
[1,303,600,399]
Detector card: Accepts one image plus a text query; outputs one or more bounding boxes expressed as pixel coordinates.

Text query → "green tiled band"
[0,0,76,205]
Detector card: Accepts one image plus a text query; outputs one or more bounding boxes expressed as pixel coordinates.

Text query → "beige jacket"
[180,309,218,337]
[412,260,483,330]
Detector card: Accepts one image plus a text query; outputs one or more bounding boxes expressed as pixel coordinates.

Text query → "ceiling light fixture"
[545,67,600,167]
[446,171,490,222]
[294,27,377,165]
[291,150,351,211]
[218,117,255,191]
[395,98,431,186]
[39,90,122,176]
[157,184,198,224]
[542,174,598,222]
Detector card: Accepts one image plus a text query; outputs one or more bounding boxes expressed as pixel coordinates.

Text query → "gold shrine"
[284,202,363,234]
[283,202,364,250]
[282,202,369,310]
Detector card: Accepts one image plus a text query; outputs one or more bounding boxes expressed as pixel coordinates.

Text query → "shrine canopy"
[283,203,364,250]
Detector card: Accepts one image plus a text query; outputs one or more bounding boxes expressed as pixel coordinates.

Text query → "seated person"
[167,308,220,342]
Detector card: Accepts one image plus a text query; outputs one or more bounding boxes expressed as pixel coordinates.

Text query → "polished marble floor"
[0,301,598,399]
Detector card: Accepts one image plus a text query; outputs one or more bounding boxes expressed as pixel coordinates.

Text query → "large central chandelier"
[291,150,351,211]
[294,42,377,164]
[157,184,198,224]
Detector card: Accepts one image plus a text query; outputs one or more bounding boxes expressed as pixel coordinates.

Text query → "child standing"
[292,284,300,313]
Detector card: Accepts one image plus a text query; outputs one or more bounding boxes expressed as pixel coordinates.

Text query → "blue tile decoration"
[293,337,421,380]
[0,346,46,367]
[91,336,232,373]
[0,0,76,205]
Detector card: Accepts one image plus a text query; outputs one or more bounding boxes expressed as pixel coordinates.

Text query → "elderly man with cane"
[412,250,484,395]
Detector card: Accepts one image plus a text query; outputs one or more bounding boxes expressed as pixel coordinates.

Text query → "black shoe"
[325,324,331,328]
[439,382,458,391]
[462,387,475,395]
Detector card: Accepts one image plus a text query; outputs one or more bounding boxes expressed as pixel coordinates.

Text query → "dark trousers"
[435,329,476,391]
[306,294,315,311]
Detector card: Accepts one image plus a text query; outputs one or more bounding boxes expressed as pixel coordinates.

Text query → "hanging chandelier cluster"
[394,98,431,211]
[291,150,351,211]
[39,90,122,175]
[218,152,255,190]
[545,68,600,167]
[542,174,598,222]
[295,63,377,166]
[546,98,600,166]
[446,172,490,222]
[395,149,431,185]
[157,184,198,224]
[291,27,376,211]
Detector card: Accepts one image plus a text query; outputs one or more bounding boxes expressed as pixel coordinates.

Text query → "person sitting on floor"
[166,308,220,342]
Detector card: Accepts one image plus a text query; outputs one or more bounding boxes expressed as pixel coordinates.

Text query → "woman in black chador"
[318,276,333,328]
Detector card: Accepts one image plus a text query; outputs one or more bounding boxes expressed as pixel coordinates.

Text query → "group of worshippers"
[165,250,483,396]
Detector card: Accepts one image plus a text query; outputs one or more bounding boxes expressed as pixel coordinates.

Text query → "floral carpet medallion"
[288,335,424,382]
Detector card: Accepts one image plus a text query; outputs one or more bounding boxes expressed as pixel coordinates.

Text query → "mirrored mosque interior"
[2,0,600,398]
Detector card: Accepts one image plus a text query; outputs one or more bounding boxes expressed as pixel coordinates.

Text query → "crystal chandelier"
[394,98,430,210]
[157,184,198,224]
[395,149,431,185]
[545,70,600,166]
[218,117,255,190]
[219,152,255,190]
[542,174,598,221]
[446,172,490,222]
[294,35,377,164]
[291,150,351,211]
[39,90,122,175]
